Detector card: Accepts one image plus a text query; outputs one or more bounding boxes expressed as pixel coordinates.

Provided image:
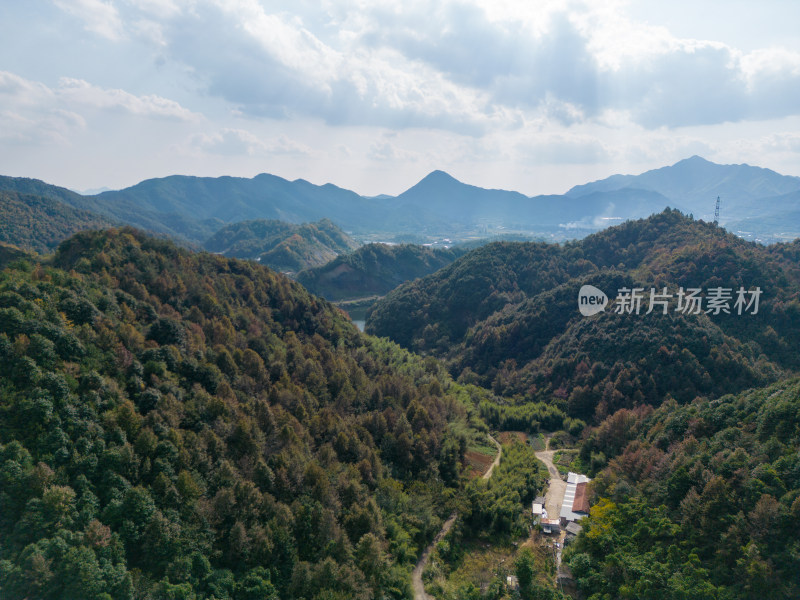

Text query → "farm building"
[559,472,591,526]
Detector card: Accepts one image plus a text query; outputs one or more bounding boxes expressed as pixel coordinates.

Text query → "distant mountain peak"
[425,169,456,178]
[679,155,712,164]
[669,155,721,171]
[418,170,461,184]
[396,170,468,198]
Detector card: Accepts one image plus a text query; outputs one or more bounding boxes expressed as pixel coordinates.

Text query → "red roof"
[572,482,590,514]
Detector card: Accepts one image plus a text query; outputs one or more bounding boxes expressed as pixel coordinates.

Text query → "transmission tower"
[713,196,720,225]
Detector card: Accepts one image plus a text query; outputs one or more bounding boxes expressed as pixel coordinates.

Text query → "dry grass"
[497,431,528,445]
[426,535,557,598]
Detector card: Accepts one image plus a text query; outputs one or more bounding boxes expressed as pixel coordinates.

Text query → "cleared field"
[465,449,495,478]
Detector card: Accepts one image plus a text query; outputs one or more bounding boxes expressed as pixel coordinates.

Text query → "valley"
[1,159,799,599]
[6,0,800,596]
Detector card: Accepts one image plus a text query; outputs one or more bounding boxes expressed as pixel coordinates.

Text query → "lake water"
[337,302,370,332]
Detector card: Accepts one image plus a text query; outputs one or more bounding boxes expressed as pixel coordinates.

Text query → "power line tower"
[714,196,721,225]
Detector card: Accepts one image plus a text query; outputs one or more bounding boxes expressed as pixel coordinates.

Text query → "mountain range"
[2,156,799,247]
[367,209,800,421]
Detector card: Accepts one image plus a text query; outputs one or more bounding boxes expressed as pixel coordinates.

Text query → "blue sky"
[2,0,800,196]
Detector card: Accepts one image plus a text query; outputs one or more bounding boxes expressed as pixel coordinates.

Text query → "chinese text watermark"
[579,285,761,317]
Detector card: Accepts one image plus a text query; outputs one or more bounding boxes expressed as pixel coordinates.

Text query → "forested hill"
[0,243,33,269]
[367,210,800,421]
[0,175,213,243]
[0,228,486,600]
[0,190,116,253]
[567,378,800,598]
[203,218,360,273]
[296,243,468,301]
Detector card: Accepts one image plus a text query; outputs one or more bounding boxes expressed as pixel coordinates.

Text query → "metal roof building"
[559,472,591,525]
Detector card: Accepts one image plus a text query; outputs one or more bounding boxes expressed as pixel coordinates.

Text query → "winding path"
[411,434,502,600]
[533,437,567,570]
[482,434,502,480]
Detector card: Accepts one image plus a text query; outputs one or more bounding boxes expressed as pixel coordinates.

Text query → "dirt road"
[410,512,457,600]
[534,438,567,568]
[483,434,502,480]
[533,449,566,521]
[411,434,502,600]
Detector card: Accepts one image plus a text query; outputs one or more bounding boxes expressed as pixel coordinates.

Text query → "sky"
[2,0,800,197]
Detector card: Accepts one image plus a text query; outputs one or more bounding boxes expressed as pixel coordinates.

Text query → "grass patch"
[460,428,497,478]
[471,439,499,456]
[529,432,546,451]
[496,431,527,446]
[552,449,580,475]
[424,529,560,600]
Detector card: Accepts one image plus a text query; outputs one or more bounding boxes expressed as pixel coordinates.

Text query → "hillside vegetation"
[0,176,214,243]
[0,228,489,600]
[566,379,800,599]
[368,210,800,422]
[297,243,467,301]
[203,218,359,273]
[0,243,34,270]
[0,190,115,253]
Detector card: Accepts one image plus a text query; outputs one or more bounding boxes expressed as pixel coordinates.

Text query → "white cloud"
[516,133,609,164]
[191,128,267,156]
[0,70,199,146]
[154,1,512,134]
[761,133,800,154]
[6,0,800,194]
[268,134,315,157]
[367,139,419,162]
[53,0,124,41]
[57,77,199,120]
[45,0,800,132]
[0,71,54,106]
[190,128,314,157]
[127,0,182,19]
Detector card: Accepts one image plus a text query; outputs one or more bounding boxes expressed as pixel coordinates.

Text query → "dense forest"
[0,243,33,270]
[3,200,800,600]
[203,219,359,273]
[567,378,800,599]
[0,228,492,599]
[0,190,115,254]
[368,210,800,421]
[297,243,467,301]
[0,175,216,244]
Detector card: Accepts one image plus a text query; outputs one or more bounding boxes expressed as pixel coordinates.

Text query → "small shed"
[542,518,561,534]
[565,522,583,537]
